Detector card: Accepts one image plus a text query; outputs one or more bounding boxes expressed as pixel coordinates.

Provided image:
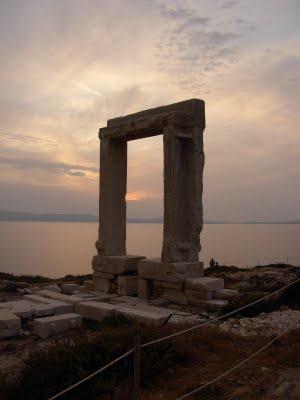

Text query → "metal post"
[133,336,141,400]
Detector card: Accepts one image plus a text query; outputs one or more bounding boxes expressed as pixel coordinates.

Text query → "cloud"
[0,0,298,221]
[220,0,239,9]
[174,16,211,34]
[0,131,57,146]
[67,171,86,177]
[0,156,98,176]
[159,5,193,20]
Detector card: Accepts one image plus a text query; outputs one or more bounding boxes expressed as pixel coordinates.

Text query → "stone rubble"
[219,310,300,336]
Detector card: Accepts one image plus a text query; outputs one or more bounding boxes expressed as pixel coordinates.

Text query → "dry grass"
[0,317,299,400]
[141,327,300,400]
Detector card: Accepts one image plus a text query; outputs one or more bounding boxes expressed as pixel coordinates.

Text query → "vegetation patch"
[1,315,299,400]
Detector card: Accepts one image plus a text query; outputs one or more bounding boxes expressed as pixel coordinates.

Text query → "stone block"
[138,279,150,299]
[34,313,82,339]
[93,271,116,280]
[32,303,55,317]
[0,299,55,318]
[0,300,33,318]
[61,284,82,295]
[76,293,111,302]
[139,258,203,283]
[44,284,61,293]
[189,299,228,311]
[36,290,83,305]
[116,306,169,327]
[0,309,21,338]
[75,301,118,322]
[117,275,138,296]
[24,294,73,314]
[213,289,239,300]
[93,277,115,293]
[83,280,96,291]
[185,277,224,291]
[163,289,188,305]
[94,255,145,275]
[185,289,213,301]
[156,281,184,290]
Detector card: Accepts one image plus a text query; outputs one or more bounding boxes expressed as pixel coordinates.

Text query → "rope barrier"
[47,277,299,399]
[175,331,286,399]
[48,348,134,400]
[141,278,300,348]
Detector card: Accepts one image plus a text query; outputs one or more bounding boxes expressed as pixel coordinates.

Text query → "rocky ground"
[219,309,300,336]
[0,264,299,399]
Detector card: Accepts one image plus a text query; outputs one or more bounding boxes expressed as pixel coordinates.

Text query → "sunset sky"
[0,0,299,221]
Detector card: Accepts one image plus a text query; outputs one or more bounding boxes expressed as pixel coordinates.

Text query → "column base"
[138,258,203,283]
[92,254,145,275]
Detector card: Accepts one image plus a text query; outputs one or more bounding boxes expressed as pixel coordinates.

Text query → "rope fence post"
[133,335,141,400]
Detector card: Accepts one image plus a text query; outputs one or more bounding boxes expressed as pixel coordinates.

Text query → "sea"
[0,222,299,278]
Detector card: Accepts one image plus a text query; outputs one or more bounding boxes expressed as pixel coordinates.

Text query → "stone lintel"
[93,255,146,275]
[107,98,205,127]
[138,258,203,283]
[99,111,202,141]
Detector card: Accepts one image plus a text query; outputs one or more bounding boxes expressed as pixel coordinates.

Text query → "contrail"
[77,82,103,97]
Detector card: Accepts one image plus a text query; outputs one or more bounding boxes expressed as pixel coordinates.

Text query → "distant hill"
[0,210,97,222]
[0,210,299,224]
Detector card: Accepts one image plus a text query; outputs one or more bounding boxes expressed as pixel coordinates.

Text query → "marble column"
[96,138,127,256]
[161,125,204,263]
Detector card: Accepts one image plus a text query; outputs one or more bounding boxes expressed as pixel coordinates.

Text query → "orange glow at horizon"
[126,191,147,201]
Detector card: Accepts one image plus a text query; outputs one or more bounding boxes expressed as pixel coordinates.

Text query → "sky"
[0,0,299,222]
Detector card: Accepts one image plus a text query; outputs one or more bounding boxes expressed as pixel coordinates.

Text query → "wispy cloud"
[0,132,57,146]
[0,156,98,177]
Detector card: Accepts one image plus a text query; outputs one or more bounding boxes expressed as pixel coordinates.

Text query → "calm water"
[0,222,299,278]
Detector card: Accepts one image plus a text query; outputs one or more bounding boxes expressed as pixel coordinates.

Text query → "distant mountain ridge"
[0,210,97,222]
[0,210,299,224]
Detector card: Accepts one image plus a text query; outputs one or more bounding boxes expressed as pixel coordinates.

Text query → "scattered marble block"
[118,276,138,296]
[0,309,21,338]
[93,255,145,274]
[0,300,54,318]
[213,289,239,300]
[0,300,33,318]
[139,258,203,283]
[31,303,55,317]
[24,294,73,314]
[34,313,82,338]
[75,301,118,322]
[116,306,170,327]
[36,290,83,305]
[43,284,61,293]
[185,277,224,291]
[61,284,82,295]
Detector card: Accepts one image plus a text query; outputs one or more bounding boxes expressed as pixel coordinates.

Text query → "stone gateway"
[92,99,225,306]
